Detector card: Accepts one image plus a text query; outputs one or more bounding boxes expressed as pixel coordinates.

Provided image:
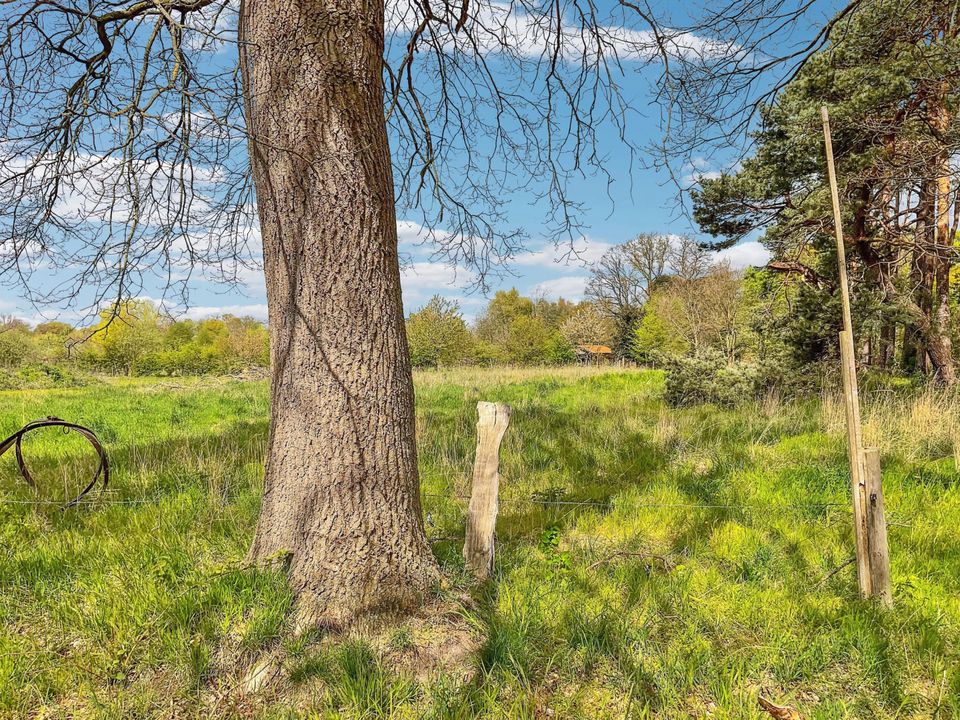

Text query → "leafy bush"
[0,364,90,390]
[661,352,759,407]
[662,351,828,406]
[0,327,38,368]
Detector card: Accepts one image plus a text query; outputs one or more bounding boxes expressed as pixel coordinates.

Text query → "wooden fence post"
[824,105,873,600]
[463,402,511,579]
[839,329,872,598]
[863,448,893,608]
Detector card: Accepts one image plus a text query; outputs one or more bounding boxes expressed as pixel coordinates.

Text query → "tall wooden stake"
[822,107,872,599]
[463,402,511,580]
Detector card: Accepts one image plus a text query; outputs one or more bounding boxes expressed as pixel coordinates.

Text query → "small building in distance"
[575,344,613,364]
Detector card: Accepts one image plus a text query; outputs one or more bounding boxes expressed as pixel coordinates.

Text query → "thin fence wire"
[422,492,850,512]
[0,490,917,529]
[0,491,883,513]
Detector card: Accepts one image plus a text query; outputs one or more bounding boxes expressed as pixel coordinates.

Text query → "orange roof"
[578,344,612,354]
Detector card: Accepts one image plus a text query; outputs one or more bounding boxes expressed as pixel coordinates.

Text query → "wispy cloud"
[715,241,769,269]
[512,236,612,271]
[401,261,475,288]
[182,303,269,321]
[530,275,590,301]
[388,0,728,63]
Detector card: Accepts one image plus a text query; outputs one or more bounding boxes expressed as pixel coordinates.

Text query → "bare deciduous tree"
[622,233,672,300]
[560,303,613,348]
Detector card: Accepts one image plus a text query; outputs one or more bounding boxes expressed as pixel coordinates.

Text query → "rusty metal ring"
[0,416,109,509]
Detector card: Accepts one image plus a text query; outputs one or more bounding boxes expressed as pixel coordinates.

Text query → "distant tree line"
[406,291,602,367]
[0,300,269,376]
[0,252,777,377]
[405,234,779,373]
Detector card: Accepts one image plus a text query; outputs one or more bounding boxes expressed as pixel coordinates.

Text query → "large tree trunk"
[238,0,438,627]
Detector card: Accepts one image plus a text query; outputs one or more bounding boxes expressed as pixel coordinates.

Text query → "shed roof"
[577,344,612,354]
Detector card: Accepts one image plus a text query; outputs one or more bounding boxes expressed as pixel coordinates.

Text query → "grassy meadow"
[1,367,959,718]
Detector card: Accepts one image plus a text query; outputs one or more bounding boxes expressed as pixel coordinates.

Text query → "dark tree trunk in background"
[931,83,956,385]
[918,172,955,385]
[879,321,895,368]
[239,0,438,627]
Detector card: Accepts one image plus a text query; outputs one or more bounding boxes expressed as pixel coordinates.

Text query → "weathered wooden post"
[823,106,873,599]
[463,402,511,579]
[863,448,892,607]
[838,329,872,598]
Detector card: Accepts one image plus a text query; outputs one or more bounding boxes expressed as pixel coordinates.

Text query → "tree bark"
[913,175,954,383]
[879,320,895,368]
[238,0,438,627]
[930,81,956,385]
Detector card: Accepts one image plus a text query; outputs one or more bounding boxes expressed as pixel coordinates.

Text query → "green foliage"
[76,300,164,374]
[406,296,475,367]
[661,348,827,407]
[691,0,959,371]
[632,308,688,362]
[501,315,552,363]
[661,352,761,407]
[0,363,89,390]
[474,288,579,364]
[0,301,269,378]
[1,291,592,377]
[0,323,38,368]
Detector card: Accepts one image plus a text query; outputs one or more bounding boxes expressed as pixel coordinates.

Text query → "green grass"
[1,367,959,718]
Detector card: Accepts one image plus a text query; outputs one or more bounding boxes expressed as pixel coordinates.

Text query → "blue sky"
[0,0,787,327]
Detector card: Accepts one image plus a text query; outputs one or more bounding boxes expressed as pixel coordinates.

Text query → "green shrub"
[0,364,89,390]
[0,327,38,368]
[661,351,830,407]
[662,352,759,407]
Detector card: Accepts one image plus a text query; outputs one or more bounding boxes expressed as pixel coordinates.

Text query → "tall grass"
[0,369,958,718]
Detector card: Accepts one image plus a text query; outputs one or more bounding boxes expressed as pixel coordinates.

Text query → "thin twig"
[813,556,856,588]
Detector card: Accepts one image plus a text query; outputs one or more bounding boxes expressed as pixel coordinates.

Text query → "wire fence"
[0,492,849,513]
[0,483,918,531]
[423,492,850,512]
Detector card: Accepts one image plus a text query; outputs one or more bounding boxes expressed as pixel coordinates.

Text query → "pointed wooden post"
[463,402,511,579]
[823,107,873,599]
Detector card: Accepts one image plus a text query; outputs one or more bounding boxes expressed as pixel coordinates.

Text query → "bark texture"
[239,0,438,626]
[930,82,955,385]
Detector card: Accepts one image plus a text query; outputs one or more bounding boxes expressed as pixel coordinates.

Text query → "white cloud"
[401,261,474,288]
[183,0,239,53]
[685,170,721,185]
[231,264,264,290]
[530,275,590,301]
[680,156,726,186]
[182,303,269,321]
[397,220,430,246]
[715,241,769,269]
[512,236,613,271]
[388,0,727,63]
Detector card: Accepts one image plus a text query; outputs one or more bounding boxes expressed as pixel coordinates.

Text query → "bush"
[0,364,90,390]
[0,328,38,368]
[661,352,759,407]
[661,351,828,407]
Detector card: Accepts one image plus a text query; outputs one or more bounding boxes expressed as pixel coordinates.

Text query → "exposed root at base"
[236,596,479,701]
[241,651,283,694]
